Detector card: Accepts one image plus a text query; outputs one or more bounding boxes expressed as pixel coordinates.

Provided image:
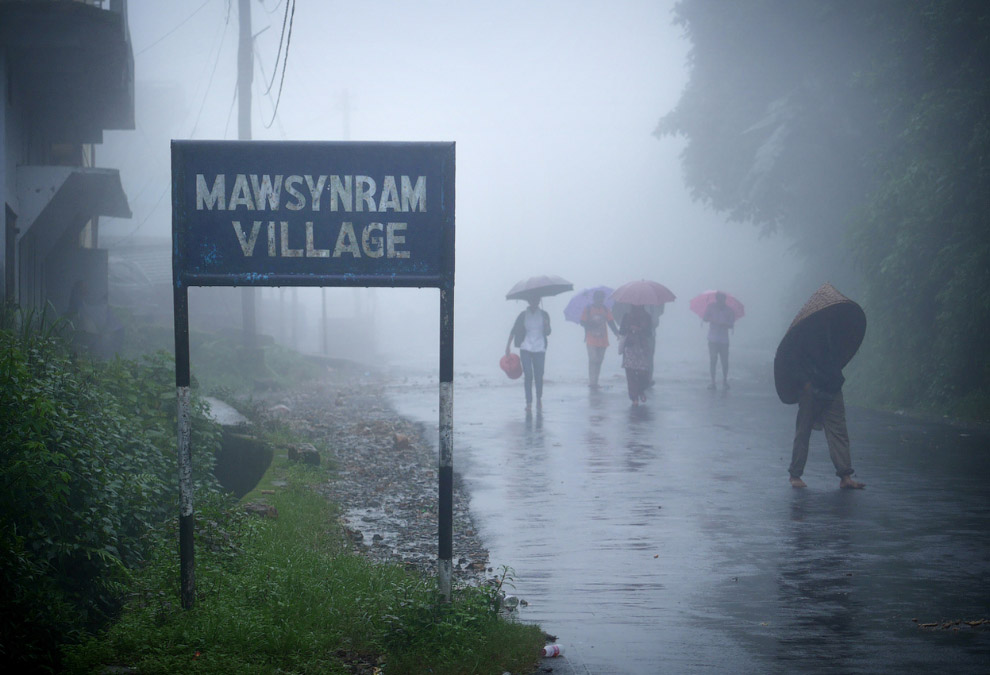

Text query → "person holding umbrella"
[505,275,572,411]
[618,304,654,405]
[611,280,675,403]
[774,283,866,490]
[699,291,739,390]
[506,295,552,411]
[579,290,620,388]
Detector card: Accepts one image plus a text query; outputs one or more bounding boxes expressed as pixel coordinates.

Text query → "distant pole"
[292,287,299,350]
[321,290,328,354]
[238,0,259,361]
[279,287,286,344]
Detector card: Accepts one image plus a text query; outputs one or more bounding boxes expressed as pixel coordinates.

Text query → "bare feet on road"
[789,477,807,488]
[839,476,866,489]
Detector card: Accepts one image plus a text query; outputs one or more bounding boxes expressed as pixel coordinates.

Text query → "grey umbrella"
[505,275,574,301]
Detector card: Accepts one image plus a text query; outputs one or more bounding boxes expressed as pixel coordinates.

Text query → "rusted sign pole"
[172,140,455,607]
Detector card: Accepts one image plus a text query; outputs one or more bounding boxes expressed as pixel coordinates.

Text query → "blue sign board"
[172,140,455,288]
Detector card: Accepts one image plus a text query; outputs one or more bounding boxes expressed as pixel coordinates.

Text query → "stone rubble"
[259,365,493,587]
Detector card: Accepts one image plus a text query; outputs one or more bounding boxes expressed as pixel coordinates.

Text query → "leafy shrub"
[0,309,222,671]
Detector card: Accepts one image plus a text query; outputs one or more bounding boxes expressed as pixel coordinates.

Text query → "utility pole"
[238,0,262,371]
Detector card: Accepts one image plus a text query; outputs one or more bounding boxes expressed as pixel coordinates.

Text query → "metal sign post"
[171,141,456,607]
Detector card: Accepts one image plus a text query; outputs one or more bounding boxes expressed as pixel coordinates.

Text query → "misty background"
[100,0,801,381]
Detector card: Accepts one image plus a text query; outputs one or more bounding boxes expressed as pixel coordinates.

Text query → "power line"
[112,2,235,247]
[106,183,169,247]
[188,10,232,139]
[254,47,287,138]
[262,0,292,95]
[222,80,239,139]
[135,0,217,56]
[262,0,295,129]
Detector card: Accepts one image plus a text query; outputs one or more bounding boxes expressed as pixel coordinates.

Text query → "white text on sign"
[195,174,426,212]
[195,174,426,260]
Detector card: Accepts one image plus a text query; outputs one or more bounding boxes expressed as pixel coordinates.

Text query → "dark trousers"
[521,349,546,405]
[708,341,729,382]
[789,388,854,478]
[625,367,650,401]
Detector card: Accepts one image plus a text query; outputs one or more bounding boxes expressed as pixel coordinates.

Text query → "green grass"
[63,434,545,675]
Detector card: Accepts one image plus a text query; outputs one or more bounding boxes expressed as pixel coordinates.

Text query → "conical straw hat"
[773,283,866,404]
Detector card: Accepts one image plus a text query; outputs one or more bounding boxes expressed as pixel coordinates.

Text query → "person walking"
[580,290,619,388]
[619,304,654,405]
[703,291,735,390]
[774,283,866,490]
[506,296,552,411]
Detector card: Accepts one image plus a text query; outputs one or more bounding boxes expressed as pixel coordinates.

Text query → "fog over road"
[387,350,990,674]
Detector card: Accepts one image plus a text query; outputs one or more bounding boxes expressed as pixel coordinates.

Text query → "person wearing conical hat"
[774,283,866,490]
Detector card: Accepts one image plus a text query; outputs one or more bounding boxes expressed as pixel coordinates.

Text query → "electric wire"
[114,8,231,245]
[188,10,232,139]
[262,0,292,95]
[262,0,295,129]
[105,184,169,248]
[254,48,288,139]
[135,0,216,56]
[222,80,238,139]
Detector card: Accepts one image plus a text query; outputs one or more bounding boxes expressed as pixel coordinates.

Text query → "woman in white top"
[505,296,552,410]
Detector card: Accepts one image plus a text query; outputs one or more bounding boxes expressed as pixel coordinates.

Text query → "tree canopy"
[659,0,990,416]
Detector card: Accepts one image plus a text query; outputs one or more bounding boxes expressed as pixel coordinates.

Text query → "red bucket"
[500,353,522,379]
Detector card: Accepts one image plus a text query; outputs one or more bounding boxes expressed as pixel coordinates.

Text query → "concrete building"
[0,0,134,315]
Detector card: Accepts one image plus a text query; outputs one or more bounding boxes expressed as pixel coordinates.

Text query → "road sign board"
[172,140,454,288]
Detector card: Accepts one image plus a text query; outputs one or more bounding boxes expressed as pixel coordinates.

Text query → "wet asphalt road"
[386,352,990,674]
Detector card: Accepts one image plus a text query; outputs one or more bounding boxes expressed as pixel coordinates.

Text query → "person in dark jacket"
[787,319,865,489]
[505,296,551,411]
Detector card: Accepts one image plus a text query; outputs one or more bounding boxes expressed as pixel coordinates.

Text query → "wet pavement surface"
[386,354,990,674]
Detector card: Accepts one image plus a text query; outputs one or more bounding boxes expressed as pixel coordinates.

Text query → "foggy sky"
[100,0,800,375]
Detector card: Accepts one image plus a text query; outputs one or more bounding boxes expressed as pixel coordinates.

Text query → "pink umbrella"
[610,279,676,306]
[690,290,745,320]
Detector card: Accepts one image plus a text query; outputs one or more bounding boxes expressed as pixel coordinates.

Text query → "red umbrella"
[689,290,745,320]
[610,279,676,306]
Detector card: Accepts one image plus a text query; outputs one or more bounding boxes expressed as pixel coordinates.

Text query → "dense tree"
[658,0,990,415]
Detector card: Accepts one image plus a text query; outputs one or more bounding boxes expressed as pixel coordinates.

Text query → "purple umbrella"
[564,286,615,324]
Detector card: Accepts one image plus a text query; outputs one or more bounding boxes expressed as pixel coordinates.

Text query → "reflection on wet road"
[388,362,990,673]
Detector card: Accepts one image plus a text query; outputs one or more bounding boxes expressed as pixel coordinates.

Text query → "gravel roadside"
[244,362,582,674]
[261,363,494,588]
